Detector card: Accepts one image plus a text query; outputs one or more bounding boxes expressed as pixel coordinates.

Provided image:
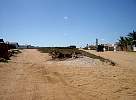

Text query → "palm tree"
[118,36,131,51]
[127,30,136,47]
[118,30,136,51]
[118,36,126,51]
[125,37,132,51]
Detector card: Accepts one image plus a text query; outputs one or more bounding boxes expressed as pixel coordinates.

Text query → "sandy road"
[0,49,136,100]
[0,49,94,100]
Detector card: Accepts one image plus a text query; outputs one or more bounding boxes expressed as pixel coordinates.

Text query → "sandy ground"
[0,49,136,100]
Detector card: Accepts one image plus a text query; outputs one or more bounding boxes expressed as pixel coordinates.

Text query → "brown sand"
[0,49,136,100]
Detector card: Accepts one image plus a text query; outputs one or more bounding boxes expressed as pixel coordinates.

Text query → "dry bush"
[49,49,81,60]
[0,43,21,62]
[0,43,9,60]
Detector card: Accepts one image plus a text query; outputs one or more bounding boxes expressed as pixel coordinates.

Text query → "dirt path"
[0,49,136,100]
[0,49,93,100]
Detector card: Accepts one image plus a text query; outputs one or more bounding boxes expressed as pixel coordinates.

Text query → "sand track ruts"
[0,49,136,100]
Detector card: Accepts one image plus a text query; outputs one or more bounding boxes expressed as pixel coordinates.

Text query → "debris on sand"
[59,56,102,66]
[38,48,116,66]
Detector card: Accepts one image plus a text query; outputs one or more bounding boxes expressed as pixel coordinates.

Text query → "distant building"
[68,45,76,48]
[8,42,19,49]
[133,45,136,51]
[18,45,28,49]
[18,44,35,49]
[104,44,114,51]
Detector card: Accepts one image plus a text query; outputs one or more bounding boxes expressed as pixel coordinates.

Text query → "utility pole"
[96,38,98,51]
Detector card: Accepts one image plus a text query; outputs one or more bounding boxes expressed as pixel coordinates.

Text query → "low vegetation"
[8,49,22,57]
[0,44,21,62]
[38,47,81,59]
[38,47,116,66]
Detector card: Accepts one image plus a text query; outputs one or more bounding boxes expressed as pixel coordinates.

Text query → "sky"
[0,0,136,47]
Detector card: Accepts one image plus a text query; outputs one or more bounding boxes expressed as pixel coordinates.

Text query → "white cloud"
[101,39,105,41]
[64,16,68,20]
[63,33,68,36]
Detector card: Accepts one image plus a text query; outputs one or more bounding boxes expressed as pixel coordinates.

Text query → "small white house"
[133,45,136,51]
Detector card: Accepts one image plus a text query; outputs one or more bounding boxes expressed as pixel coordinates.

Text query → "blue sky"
[0,0,136,47]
